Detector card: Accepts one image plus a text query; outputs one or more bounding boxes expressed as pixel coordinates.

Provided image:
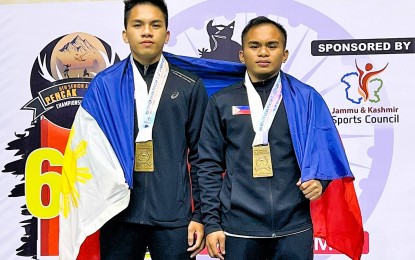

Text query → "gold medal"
[134,141,154,172]
[253,144,273,178]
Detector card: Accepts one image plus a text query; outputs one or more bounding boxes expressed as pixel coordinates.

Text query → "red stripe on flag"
[311,178,364,260]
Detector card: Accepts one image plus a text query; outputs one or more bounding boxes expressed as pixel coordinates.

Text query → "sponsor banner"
[312,38,415,56]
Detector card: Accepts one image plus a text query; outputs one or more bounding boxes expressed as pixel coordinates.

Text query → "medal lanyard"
[131,54,169,142]
[245,71,283,146]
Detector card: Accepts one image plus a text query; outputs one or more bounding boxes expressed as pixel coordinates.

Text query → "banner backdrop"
[1,0,414,259]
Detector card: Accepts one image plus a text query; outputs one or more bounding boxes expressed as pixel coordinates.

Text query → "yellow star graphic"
[61,129,93,218]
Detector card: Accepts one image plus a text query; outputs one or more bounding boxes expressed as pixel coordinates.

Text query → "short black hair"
[123,0,169,29]
[241,16,287,48]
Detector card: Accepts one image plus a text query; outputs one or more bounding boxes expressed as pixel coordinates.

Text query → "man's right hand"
[206,231,226,260]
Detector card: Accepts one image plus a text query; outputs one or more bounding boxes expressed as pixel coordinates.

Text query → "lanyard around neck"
[245,72,283,146]
[131,55,169,142]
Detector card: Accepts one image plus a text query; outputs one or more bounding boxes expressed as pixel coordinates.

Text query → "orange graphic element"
[40,118,68,256]
[50,32,108,80]
[355,60,388,101]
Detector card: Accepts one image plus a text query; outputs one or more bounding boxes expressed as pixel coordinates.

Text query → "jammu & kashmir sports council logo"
[331,60,401,127]
[3,32,119,258]
[310,37,407,127]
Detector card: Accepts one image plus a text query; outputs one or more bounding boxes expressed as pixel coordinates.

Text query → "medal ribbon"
[131,54,169,142]
[245,72,283,146]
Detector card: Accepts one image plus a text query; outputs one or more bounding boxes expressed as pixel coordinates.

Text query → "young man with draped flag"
[195,16,364,260]
[59,0,207,259]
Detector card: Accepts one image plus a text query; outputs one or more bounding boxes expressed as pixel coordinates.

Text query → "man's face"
[123,3,170,65]
[239,23,289,82]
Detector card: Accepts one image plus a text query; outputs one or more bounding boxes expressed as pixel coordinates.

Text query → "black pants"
[100,220,193,260]
[224,229,314,260]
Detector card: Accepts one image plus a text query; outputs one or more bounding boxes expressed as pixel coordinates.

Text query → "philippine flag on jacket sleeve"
[59,106,130,260]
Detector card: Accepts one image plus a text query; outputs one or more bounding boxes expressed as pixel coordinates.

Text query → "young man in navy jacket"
[98,0,207,259]
[198,16,335,260]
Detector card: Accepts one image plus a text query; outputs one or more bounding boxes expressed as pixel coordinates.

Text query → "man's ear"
[239,50,245,64]
[282,49,289,63]
[164,31,170,44]
[122,30,128,43]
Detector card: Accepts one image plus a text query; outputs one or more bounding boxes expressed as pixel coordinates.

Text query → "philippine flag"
[232,105,251,115]
[59,106,130,260]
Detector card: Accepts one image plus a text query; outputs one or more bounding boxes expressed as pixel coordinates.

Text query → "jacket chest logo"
[171,92,180,99]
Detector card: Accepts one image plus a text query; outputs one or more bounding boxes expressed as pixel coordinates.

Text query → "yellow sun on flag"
[61,129,93,218]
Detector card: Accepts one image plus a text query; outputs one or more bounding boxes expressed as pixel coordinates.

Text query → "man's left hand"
[187,221,205,258]
[296,179,323,201]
